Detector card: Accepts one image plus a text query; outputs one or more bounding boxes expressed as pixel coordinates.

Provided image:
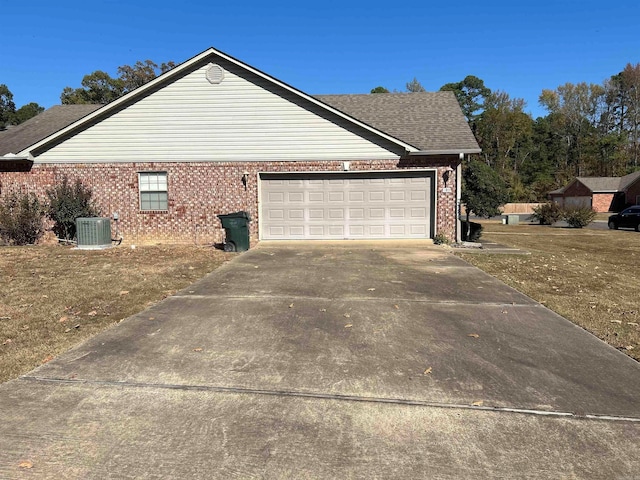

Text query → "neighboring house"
[0,47,479,244]
[549,172,640,213]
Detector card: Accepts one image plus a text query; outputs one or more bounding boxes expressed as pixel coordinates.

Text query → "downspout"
[456,153,463,243]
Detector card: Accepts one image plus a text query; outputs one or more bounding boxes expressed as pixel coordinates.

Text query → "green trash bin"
[218,211,251,252]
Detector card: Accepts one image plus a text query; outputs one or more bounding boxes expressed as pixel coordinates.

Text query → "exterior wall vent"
[206,64,225,84]
[76,217,112,250]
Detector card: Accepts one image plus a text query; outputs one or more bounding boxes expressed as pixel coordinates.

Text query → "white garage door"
[260,172,434,240]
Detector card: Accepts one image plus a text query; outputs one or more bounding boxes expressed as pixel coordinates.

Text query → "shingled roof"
[551,171,640,195]
[0,104,101,156]
[577,176,624,192]
[316,92,480,154]
[577,171,640,192]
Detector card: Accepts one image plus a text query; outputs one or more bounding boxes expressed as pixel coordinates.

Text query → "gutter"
[409,148,481,156]
[0,153,34,162]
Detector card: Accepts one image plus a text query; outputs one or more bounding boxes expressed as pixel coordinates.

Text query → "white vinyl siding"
[139,172,168,211]
[34,62,402,164]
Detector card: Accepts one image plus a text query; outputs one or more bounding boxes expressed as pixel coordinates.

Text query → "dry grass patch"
[0,245,233,383]
[457,222,640,361]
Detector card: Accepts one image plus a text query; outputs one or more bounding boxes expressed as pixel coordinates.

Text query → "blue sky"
[3,0,640,119]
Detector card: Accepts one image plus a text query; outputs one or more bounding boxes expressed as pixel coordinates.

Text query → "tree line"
[0,85,44,130]
[375,65,640,201]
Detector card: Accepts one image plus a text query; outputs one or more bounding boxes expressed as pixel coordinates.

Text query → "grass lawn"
[456,221,640,362]
[0,245,233,383]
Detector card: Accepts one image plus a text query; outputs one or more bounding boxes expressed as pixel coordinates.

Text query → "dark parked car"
[608,207,640,231]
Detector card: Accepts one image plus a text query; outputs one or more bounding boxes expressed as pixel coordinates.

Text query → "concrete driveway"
[1,241,639,478]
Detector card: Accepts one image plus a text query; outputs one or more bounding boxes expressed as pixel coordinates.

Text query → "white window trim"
[138,171,169,212]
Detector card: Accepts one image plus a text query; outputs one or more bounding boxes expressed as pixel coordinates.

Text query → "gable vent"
[206,64,225,84]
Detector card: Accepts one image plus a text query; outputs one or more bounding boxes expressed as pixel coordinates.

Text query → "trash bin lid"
[218,211,251,221]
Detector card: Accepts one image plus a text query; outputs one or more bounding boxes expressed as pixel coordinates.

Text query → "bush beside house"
[0,191,45,245]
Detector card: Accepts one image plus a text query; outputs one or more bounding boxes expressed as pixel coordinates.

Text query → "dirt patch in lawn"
[0,244,233,383]
[456,222,640,361]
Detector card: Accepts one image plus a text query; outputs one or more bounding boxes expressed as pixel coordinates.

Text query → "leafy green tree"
[0,84,16,129]
[461,159,510,229]
[440,75,491,123]
[406,77,426,93]
[61,59,175,105]
[370,86,389,94]
[476,92,533,172]
[538,82,605,177]
[11,102,44,124]
[117,60,176,92]
[524,113,571,194]
[46,177,101,240]
[61,70,124,104]
[611,63,640,168]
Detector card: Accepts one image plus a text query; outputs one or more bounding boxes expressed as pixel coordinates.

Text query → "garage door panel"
[349,225,365,236]
[410,190,427,201]
[369,191,385,201]
[289,226,304,236]
[268,192,285,203]
[389,208,406,218]
[328,209,344,219]
[328,192,344,202]
[308,209,324,219]
[308,192,324,202]
[369,208,385,219]
[288,209,304,220]
[268,209,284,220]
[369,225,385,236]
[261,172,432,239]
[389,191,406,201]
[288,192,304,202]
[328,225,345,236]
[411,207,427,218]
[349,208,365,219]
[349,191,365,202]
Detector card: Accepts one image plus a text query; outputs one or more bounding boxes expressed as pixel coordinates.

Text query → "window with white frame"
[139,172,168,211]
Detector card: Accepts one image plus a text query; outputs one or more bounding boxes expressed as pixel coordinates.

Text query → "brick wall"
[591,193,615,213]
[563,181,592,197]
[0,156,459,244]
[627,180,640,206]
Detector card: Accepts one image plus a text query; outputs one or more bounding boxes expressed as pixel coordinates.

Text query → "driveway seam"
[20,375,640,424]
[170,294,538,307]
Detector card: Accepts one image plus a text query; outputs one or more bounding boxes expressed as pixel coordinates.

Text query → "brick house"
[0,47,479,244]
[549,172,640,213]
